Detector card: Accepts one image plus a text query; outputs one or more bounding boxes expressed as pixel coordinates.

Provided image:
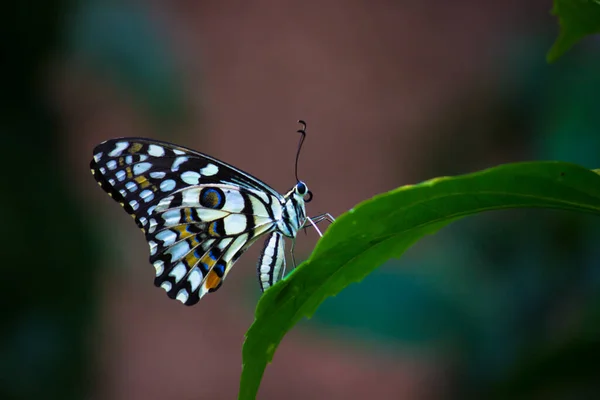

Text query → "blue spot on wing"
[214,263,225,277]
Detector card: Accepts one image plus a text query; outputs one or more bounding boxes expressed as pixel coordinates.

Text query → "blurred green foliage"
[548,0,600,62]
[1,1,97,399]
[1,1,186,399]
[67,0,188,127]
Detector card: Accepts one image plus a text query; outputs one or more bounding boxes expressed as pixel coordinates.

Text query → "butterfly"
[90,121,334,305]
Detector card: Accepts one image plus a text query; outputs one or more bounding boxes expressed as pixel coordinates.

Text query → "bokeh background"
[3,1,600,399]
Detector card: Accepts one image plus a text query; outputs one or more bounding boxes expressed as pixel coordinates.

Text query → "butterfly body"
[90,136,314,305]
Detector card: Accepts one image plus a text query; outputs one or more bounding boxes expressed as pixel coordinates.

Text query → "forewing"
[90,138,282,304]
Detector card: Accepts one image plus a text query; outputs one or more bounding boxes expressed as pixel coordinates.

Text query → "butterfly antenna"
[295,120,307,182]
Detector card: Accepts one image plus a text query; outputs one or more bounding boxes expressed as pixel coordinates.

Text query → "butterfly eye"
[296,181,307,195]
[304,190,313,203]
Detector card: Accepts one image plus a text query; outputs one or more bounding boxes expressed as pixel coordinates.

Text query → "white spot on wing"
[166,239,190,261]
[156,196,173,210]
[160,179,176,192]
[217,237,233,250]
[148,218,157,233]
[176,289,189,304]
[161,210,180,226]
[133,162,152,175]
[93,152,103,162]
[180,171,200,185]
[171,156,188,172]
[249,196,269,217]
[129,199,139,210]
[148,144,165,157]
[160,281,172,292]
[139,216,148,226]
[106,160,117,170]
[181,189,201,207]
[223,190,245,213]
[108,141,128,157]
[188,267,202,291]
[115,170,126,181]
[150,171,166,179]
[173,149,185,155]
[125,181,137,192]
[140,189,154,203]
[200,163,218,176]
[148,240,157,255]
[155,230,177,245]
[222,214,247,235]
[169,262,187,283]
[196,208,228,221]
[153,260,164,276]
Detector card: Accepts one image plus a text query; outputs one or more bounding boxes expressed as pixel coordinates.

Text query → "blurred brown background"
[3,1,600,399]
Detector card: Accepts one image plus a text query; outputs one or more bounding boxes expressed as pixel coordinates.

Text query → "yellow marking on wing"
[134,176,151,189]
[184,251,201,269]
[188,235,202,248]
[183,208,194,223]
[171,225,196,241]
[126,167,133,179]
[118,157,124,166]
[128,142,143,154]
[199,250,217,271]
[208,221,219,237]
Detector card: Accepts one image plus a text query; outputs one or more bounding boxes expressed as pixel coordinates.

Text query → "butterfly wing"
[90,138,284,305]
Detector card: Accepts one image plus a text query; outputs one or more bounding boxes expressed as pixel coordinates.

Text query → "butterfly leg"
[303,213,336,237]
[311,213,335,224]
[289,238,296,271]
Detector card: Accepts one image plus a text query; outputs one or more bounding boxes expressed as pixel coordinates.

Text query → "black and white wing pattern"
[90,137,287,305]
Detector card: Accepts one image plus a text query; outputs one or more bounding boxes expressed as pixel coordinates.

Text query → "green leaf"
[239,161,600,400]
[548,0,600,62]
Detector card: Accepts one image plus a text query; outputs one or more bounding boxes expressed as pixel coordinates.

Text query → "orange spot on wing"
[204,270,221,290]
